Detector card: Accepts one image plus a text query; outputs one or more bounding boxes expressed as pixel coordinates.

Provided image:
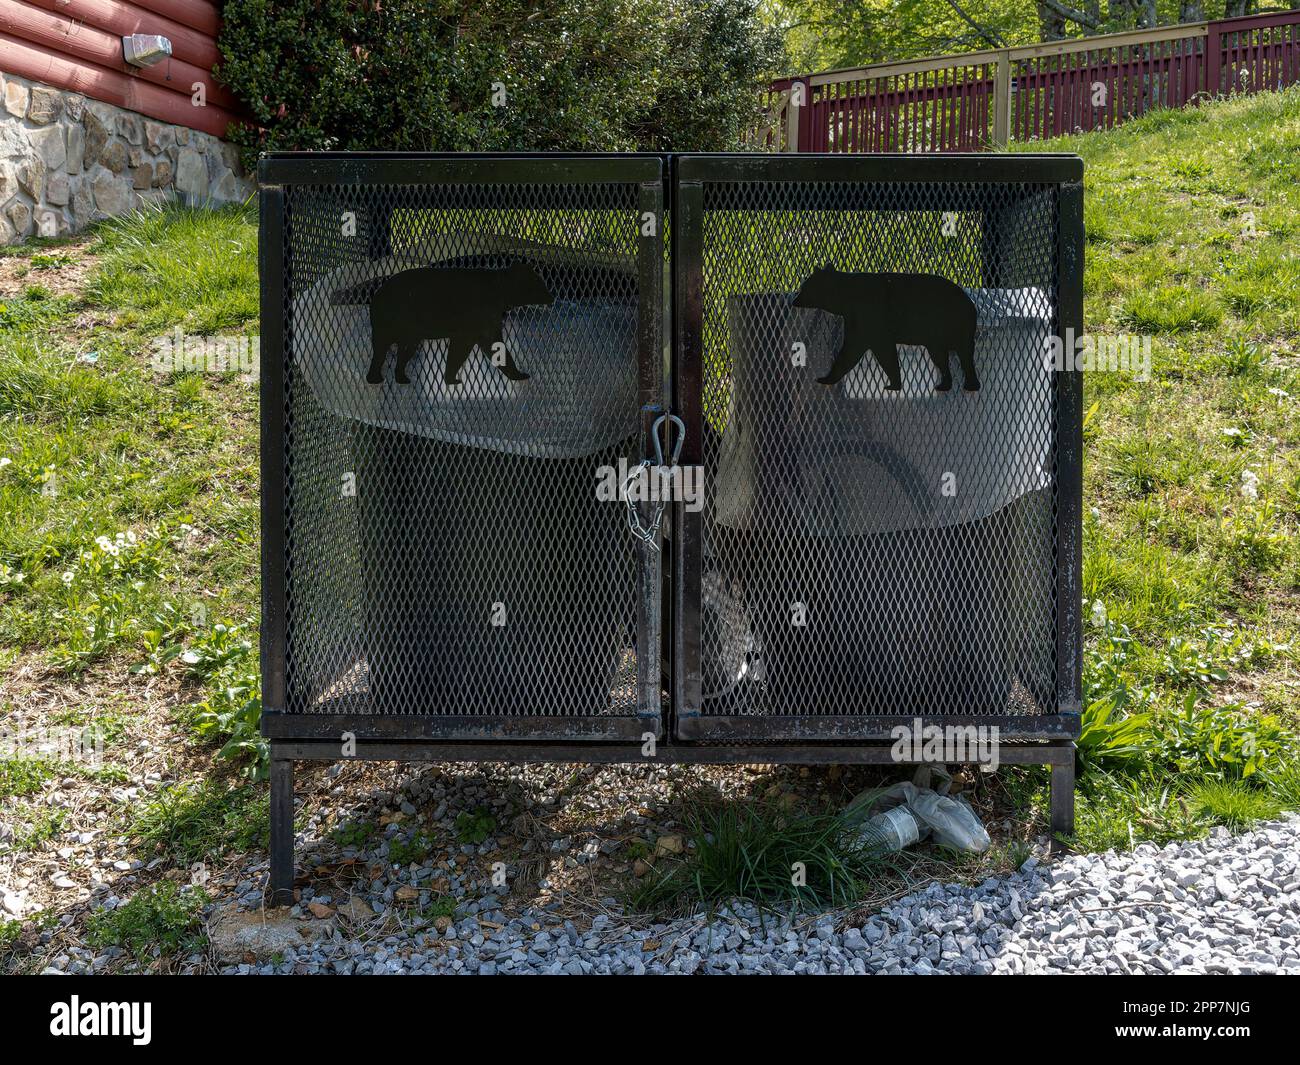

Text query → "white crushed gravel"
[28,754,1298,975]
[196,814,1300,975]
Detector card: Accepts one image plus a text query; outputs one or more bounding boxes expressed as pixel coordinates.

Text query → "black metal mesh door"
[672,156,1083,742]
[264,156,665,741]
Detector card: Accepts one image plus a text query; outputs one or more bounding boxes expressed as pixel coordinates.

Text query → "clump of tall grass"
[628,800,895,914]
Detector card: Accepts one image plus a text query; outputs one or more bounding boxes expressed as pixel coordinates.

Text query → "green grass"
[0,757,56,798]
[628,801,896,913]
[1073,770,1206,852]
[1187,779,1285,830]
[48,702,133,747]
[1012,88,1300,848]
[84,882,208,961]
[127,779,268,865]
[1050,94,1300,622]
[2,806,67,853]
[84,202,258,335]
[0,201,258,665]
[0,201,261,779]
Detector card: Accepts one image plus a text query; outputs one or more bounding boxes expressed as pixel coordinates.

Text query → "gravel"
[199,813,1300,975]
[22,749,1298,974]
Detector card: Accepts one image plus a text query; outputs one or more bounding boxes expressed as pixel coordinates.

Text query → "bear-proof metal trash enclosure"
[259,153,1084,902]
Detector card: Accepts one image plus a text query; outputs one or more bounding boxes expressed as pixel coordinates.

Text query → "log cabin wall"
[0,0,251,242]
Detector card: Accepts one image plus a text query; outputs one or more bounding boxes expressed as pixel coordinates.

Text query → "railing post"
[1206,20,1223,96]
[786,77,812,152]
[799,79,815,152]
[784,84,800,152]
[992,51,1012,148]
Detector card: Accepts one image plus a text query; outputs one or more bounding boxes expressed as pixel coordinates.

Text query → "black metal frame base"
[266,739,1076,907]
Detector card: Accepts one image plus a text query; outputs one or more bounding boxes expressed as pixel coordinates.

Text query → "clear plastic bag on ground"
[843,765,991,854]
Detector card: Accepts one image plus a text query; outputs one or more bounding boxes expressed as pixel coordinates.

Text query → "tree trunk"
[1038,1,1067,39]
[1107,0,1137,30]
[1179,0,1204,21]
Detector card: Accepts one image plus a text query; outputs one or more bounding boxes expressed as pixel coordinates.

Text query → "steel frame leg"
[269,754,295,907]
[1049,746,1076,851]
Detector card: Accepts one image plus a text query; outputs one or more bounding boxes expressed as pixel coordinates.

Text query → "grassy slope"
[0,206,260,662]
[0,89,1298,949]
[1015,87,1300,845]
[1053,88,1300,645]
[0,206,264,963]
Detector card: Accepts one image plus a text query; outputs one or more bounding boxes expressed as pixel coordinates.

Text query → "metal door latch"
[625,413,685,550]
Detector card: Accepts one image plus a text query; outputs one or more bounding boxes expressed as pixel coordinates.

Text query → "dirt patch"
[0,238,100,300]
[0,652,208,924]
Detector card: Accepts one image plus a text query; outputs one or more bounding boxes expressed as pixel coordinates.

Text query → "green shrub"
[216,0,784,166]
[1202,338,1268,377]
[1083,621,1156,712]
[188,671,265,780]
[421,896,458,921]
[1076,697,1156,777]
[387,831,433,866]
[331,820,375,849]
[174,622,267,781]
[0,757,55,799]
[1160,632,1231,691]
[0,916,21,953]
[4,806,67,853]
[1155,693,1290,781]
[178,621,254,681]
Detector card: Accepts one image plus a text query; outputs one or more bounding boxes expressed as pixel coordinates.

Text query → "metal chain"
[625,460,667,550]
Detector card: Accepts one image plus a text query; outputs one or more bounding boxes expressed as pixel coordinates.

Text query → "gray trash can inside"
[294,249,641,717]
[705,287,1055,716]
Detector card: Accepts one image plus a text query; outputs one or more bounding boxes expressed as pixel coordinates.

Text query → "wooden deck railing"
[757,9,1300,152]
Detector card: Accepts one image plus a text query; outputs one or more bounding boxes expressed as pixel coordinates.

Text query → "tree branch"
[941,0,1009,47]
[1040,0,1103,30]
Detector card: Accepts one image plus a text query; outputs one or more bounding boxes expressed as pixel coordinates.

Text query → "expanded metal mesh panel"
[690,177,1061,724]
[277,171,660,731]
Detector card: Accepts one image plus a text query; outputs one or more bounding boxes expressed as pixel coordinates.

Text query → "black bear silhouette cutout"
[365,261,554,385]
[792,266,980,392]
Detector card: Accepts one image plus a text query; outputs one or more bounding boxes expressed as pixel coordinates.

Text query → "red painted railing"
[759,9,1300,153]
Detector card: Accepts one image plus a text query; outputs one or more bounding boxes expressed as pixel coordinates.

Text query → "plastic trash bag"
[716,287,1053,536]
[296,245,640,459]
[843,765,991,854]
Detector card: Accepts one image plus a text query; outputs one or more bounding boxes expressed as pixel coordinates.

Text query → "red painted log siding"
[0,0,242,139]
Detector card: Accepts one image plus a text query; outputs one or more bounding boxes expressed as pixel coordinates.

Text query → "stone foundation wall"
[0,73,254,244]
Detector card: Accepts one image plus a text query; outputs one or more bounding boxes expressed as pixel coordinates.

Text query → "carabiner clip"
[650,413,685,469]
